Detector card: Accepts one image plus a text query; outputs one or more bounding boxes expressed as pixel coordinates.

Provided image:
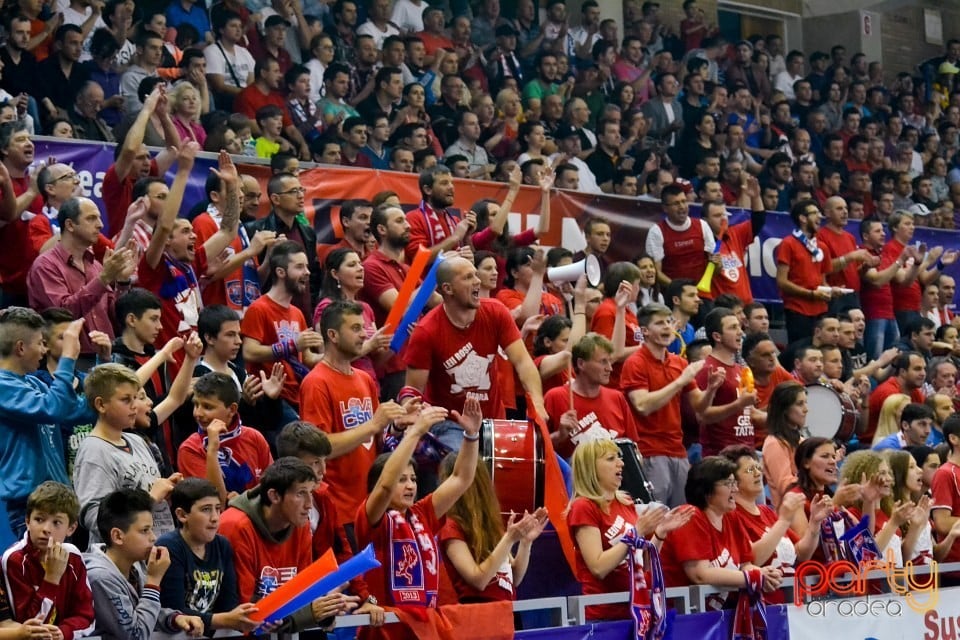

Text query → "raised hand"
[778,490,806,522]
[161,336,185,362]
[808,494,833,526]
[410,405,449,437]
[679,359,706,385]
[211,150,239,185]
[41,541,70,585]
[259,362,286,400]
[88,330,112,361]
[183,331,203,360]
[634,503,669,537]
[655,504,695,538]
[451,396,482,438]
[363,324,393,354]
[614,279,634,309]
[61,319,84,361]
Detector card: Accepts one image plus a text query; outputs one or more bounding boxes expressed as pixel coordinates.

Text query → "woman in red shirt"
[658,457,783,610]
[437,455,548,603]
[719,444,828,603]
[566,439,693,621]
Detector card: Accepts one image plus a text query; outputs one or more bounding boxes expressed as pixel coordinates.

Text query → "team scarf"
[620,528,666,640]
[732,568,768,640]
[206,204,261,313]
[386,507,440,617]
[199,416,255,494]
[158,252,203,315]
[418,200,460,248]
[791,228,824,263]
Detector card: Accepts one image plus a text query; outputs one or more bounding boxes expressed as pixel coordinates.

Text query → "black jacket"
[243,210,321,307]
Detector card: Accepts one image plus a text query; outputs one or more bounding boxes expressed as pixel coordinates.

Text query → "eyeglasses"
[278,187,306,196]
[716,479,739,488]
[743,465,762,475]
[54,172,79,182]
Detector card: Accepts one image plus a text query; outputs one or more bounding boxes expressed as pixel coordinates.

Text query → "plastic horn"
[696,239,722,294]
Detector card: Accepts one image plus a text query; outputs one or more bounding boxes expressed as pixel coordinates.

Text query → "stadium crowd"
[1,0,960,637]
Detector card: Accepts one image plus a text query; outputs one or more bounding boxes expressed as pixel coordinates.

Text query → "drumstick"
[568,361,575,412]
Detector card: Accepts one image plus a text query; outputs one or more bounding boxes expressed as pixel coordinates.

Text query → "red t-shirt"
[660,507,754,606]
[884,238,921,313]
[300,364,379,526]
[696,355,754,457]
[0,214,52,297]
[219,502,313,603]
[544,384,639,459]
[620,344,692,459]
[234,85,293,128]
[102,159,159,237]
[360,249,409,376]
[177,427,273,494]
[567,497,640,621]
[355,494,442,610]
[403,298,521,418]
[932,461,960,564]
[241,294,308,405]
[817,226,860,292]
[404,204,460,264]
[438,518,515,603]
[136,246,208,351]
[866,376,925,444]
[658,218,708,289]
[712,221,755,304]
[776,234,831,316]
[731,504,798,604]
[533,354,571,394]
[193,211,251,311]
[859,244,895,320]
[591,298,641,389]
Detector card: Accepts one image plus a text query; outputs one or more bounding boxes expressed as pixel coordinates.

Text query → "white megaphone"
[547,254,602,287]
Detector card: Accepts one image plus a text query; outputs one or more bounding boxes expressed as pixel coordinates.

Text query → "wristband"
[462,431,480,442]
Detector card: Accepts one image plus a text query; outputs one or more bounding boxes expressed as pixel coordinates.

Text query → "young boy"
[1,482,95,640]
[73,364,184,545]
[111,288,166,405]
[255,105,293,159]
[156,478,258,635]
[0,308,89,537]
[83,488,203,639]
[177,372,274,502]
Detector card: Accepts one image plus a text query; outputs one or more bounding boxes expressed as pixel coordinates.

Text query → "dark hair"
[900,402,935,430]
[741,331,772,361]
[367,451,418,493]
[54,23,82,44]
[255,104,283,124]
[320,299,364,340]
[323,62,351,83]
[97,488,154,547]
[792,437,835,496]
[320,247,361,301]
[41,307,74,334]
[261,457,317,501]
[547,247,573,267]
[115,288,161,330]
[767,381,806,449]
[57,197,84,230]
[90,27,119,57]
[180,48,204,70]
[418,164,452,197]
[703,307,734,347]
[284,63,310,89]
[504,246,535,289]
[666,278,696,310]
[946,414,960,451]
[375,66,402,90]
[277,421,332,458]
[197,305,240,348]
[684,456,738,509]
[266,239,307,289]
[789,198,819,227]
[906,445,937,471]
[170,478,219,527]
[533,315,572,357]
[137,76,166,104]
[193,371,241,408]
[270,152,297,174]
[602,261,641,300]
[132,176,165,202]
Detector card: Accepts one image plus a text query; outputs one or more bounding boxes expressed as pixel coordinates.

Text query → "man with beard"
[695,308,756,457]
[241,240,323,422]
[300,300,406,548]
[402,257,546,420]
[776,199,837,343]
[139,147,240,371]
[362,204,441,400]
[544,333,639,459]
[405,165,475,263]
[235,57,310,160]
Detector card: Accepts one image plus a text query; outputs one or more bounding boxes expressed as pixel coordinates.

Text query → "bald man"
[402,257,546,418]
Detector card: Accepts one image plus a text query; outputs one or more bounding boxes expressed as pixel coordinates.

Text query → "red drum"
[805,384,859,442]
[480,419,544,518]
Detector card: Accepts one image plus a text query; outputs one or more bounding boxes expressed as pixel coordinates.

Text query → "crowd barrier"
[33,137,960,305]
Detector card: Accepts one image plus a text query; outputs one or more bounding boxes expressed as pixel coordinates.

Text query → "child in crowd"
[0,310,89,537]
[74,363,186,545]
[111,288,166,406]
[1,482,95,640]
[83,489,204,640]
[0,581,61,639]
[255,105,293,159]
[177,372,274,503]
[157,478,259,635]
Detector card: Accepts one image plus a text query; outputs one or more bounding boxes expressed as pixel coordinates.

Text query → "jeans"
[864,318,900,362]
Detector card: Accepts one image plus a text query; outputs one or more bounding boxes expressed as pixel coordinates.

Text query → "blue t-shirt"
[165,2,211,40]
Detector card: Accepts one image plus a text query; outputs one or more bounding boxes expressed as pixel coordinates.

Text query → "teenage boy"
[177,372,274,502]
[83,488,204,639]
[0,309,89,537]
[2,482,95,640]
[74,364,187,545]
[112,288,166,404]
[156,478,259,635]
[220,457,357,630]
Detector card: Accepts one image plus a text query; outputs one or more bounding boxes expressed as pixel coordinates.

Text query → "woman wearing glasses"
[659,457,784,609]
[719,444,828,604]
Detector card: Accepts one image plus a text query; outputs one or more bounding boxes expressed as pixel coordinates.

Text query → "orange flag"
[527,397,576,571]
[383,245,431,331]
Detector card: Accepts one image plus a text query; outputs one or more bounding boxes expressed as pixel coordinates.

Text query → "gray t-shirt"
[74,432,175,546]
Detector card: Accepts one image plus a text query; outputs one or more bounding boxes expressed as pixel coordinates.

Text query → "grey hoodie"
[82,544,181,640]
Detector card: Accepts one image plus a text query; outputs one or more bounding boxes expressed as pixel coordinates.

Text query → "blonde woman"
[485,88,524,160]
[871,393,911,447]
[170,82,206,147]
[566,439,692,621]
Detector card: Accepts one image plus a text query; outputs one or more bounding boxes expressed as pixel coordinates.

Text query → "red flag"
[527,397,576,571]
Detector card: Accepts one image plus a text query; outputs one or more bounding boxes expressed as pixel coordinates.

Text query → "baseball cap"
[265,15,290,29]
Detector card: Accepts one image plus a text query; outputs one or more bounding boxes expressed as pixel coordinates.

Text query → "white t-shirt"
[204,41,255,89]
[61,5,108,62]
[390,0,425,33]
[356,20,400,51]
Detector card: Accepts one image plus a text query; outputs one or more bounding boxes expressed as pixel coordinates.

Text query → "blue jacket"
[0,358,91,502]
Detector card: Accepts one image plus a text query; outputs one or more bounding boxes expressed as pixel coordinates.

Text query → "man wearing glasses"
[244,171,320,320]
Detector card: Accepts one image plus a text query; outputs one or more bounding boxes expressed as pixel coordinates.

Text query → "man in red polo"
[318,198,373,267]
[620,302,722,507]
[234,56,310,160]
[865,351,927,444]
[816,195,877,314]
